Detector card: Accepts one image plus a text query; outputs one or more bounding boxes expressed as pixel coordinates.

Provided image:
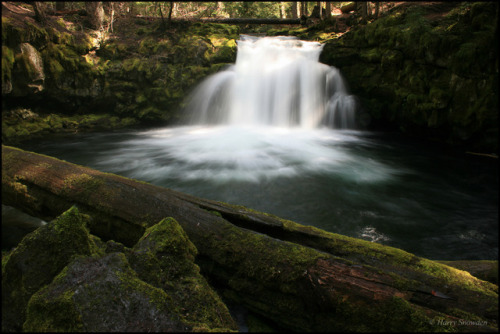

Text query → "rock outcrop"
[320,2,498,151]
[2,3,239,144]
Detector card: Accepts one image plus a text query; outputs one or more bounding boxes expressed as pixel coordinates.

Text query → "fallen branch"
[2,145,497,332]
[465,151,498,158]
[136,16,302,25]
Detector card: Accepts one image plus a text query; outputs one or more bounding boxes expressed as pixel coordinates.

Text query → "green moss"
[1,206,101,331]
[2,249,13,276]
[219,202,498,307]
[128,218,237,330]
[23,287,83,332]
[61,173,105,201]
[24,252,188,332]
[138,36,156,55]
[122,57,141,72]
[2,45,15,83]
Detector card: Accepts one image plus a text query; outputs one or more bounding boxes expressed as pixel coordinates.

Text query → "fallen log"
[340,2,357,14]
[2,145,498,332]
[137,16,302,25]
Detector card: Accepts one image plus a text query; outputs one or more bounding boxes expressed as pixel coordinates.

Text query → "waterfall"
[186,35,357,129]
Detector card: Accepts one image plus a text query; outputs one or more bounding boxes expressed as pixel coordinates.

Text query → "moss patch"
[128,217,237,331]
[24,252,190,332]
[1,206,101,332]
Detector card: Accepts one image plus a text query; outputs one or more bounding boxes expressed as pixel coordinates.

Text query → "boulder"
[23,252,191,332]
[128,217,237,331]
[1,206,101,332]
[2,206,238,332]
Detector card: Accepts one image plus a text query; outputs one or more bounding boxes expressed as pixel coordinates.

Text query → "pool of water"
[14,125,498,260]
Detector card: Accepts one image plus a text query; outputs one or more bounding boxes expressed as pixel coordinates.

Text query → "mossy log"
[137,16,302,25]
[2,145,498,332]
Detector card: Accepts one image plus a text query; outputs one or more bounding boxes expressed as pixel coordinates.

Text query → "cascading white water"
[186,35,357,128]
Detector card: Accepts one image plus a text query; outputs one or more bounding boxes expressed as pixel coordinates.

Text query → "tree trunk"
[291,1,298,18]
[301,1,308,17]
[375,1,380,18]
[168,1,174,25]
[85,1,104,30]
[2,145,498,332]
[325,1,332,18]
[359,1,368,20]
[103,2,114,32]
[31,2,46,24]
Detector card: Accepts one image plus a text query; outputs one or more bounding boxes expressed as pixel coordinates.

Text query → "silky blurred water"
[16,125,498,260]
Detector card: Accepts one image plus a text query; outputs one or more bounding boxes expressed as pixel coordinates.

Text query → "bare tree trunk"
[317,1,322,19]
[2,145,498,332]
[168,1,174,25]
[292,1,298,18]
[375,1,380,18]
[103,2,114,32]
[301,1,308,17]
[31,2,47,24]
[85,2,104,30]
[363,2,368,18]
[325,1,332,18]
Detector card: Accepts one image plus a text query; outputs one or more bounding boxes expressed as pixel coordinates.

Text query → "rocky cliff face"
[320,2,498,152]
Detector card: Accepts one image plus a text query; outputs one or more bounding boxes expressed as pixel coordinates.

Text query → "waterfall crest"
[186,35,357,129]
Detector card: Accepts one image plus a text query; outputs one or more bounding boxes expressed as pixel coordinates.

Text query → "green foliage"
[133,1,289,19]
[223,2,283,18]
[1,45,15,83]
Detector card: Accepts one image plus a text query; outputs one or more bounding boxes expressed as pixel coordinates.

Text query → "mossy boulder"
[2,205,238,332]
[1,206,102,332]
[128,217,237,331]
[23,252,190,332]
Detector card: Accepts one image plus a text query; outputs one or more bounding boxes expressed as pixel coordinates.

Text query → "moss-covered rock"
[1,206,102,332]
[2,205,237,332]
[1,110,138,145]
[2,5,243,142]
[320,2,498,151]
[128,217,237,331]
[23,252,190,332]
